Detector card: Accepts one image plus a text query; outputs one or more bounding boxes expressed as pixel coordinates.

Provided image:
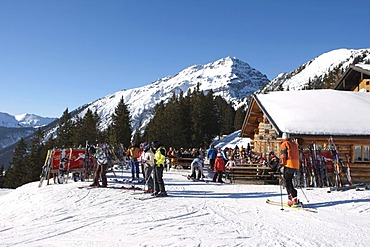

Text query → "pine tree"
[202,90,219,144]
[189,86,213,147]
[234,106,246,130]
[110,97,132,147]
[144,101,166,144]
[0,165,5,188]
[3,138,28,188]
[73,109,99,146]
[57,108,74,147]
[27,128,45,183]
[214,96,236,136]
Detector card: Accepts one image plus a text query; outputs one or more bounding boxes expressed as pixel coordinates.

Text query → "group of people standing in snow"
[86,140,168,197]
[84,131,301,205]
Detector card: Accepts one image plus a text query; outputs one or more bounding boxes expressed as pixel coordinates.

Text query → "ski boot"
[287,197,300,207]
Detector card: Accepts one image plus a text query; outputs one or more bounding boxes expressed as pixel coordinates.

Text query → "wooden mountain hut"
[240,89,370,184]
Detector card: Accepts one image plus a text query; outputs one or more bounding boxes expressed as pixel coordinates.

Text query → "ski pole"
[299,186,309,203]
[279,172,284,211]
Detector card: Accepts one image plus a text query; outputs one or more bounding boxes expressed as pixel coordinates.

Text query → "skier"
[189,157,203,180]
[139,142,155,193]
[126,142,141,181]
[212,151,226,183]
[151,141,167,197]
[280,132,300,206]
[206,144,217,170]
[91,143,108,187]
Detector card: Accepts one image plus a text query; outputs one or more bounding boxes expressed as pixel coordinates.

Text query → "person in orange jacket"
[212,151,226,183]
[280,132,300,206]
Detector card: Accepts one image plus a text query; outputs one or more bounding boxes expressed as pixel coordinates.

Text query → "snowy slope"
[262,48,370,92]
[0,112,56,128]
[0,112,20,128]
[75,57,269,131]
[0,168,369,246]
[15,113,57,128]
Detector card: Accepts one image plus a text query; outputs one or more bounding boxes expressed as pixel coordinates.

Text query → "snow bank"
[0,168,369,246]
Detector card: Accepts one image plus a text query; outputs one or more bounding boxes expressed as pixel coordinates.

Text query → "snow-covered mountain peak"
[77,57,270,131]
[0,112,56,128]
[261,48,370,92]
[15,113,57,128]
[0,112,20,128]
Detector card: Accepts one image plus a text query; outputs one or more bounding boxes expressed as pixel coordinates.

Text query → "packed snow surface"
[1,167,369,247]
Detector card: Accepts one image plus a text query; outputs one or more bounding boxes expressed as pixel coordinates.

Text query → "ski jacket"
[95,148,108,165]
[207,147,217,159]
[140,149,155,167]
[280,139,300,169]
[154,146,166,166]
[226,159,236,168]
[214,156,226,172]
[127,146,140,159]
[191,157,202,167]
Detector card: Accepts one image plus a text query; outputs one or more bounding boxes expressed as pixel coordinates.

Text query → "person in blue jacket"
[207,144,217,170]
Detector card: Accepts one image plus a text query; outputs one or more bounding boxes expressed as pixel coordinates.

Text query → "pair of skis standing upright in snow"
[39,147,72,187]
[297,137,352,190]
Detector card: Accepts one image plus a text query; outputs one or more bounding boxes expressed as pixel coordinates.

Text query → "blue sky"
[1,0,369,118]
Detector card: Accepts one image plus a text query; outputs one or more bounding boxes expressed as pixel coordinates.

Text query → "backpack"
[159,147,166,156]
[88,146,96,155]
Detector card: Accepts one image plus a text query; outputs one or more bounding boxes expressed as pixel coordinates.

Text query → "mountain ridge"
[74,56,270,133]
[0,112,57,128]
[260,48,370,92]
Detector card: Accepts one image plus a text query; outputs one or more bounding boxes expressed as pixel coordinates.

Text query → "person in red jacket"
[280,132,300,206]
[212,151,226,183]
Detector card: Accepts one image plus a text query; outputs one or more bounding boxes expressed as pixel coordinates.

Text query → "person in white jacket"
[190,157,203,180]
[139,142,155,193]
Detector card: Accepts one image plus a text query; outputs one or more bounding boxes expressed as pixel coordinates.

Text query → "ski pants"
[143,164,154,191]
[191,162,203,180]
[94,164,107,187]
[153,165,166,193]
[212,170,224,183]
[130,158,140,179]
[283,167,298,199]
[209,158,215,170]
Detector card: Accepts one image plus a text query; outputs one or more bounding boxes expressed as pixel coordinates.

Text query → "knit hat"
[282,132,289,139]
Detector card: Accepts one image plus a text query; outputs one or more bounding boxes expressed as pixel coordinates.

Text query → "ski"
[328,184,359,192]
[183,174,224,184]
[356,183,370,191]
[39,149,54,188]
[134,194,171,200]
[328,137,352,187]
[77,185,142,190]
[266,199,318,213]
[134,196,158,201]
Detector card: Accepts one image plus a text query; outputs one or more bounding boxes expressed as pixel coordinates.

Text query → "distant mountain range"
[0,113,57,150]
[0,112,56,128]
[1,48,370,168]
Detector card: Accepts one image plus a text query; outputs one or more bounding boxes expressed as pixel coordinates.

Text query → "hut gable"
[335,64,370,92]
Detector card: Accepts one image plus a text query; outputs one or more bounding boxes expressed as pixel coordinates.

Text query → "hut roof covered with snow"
[241,89,370,139]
